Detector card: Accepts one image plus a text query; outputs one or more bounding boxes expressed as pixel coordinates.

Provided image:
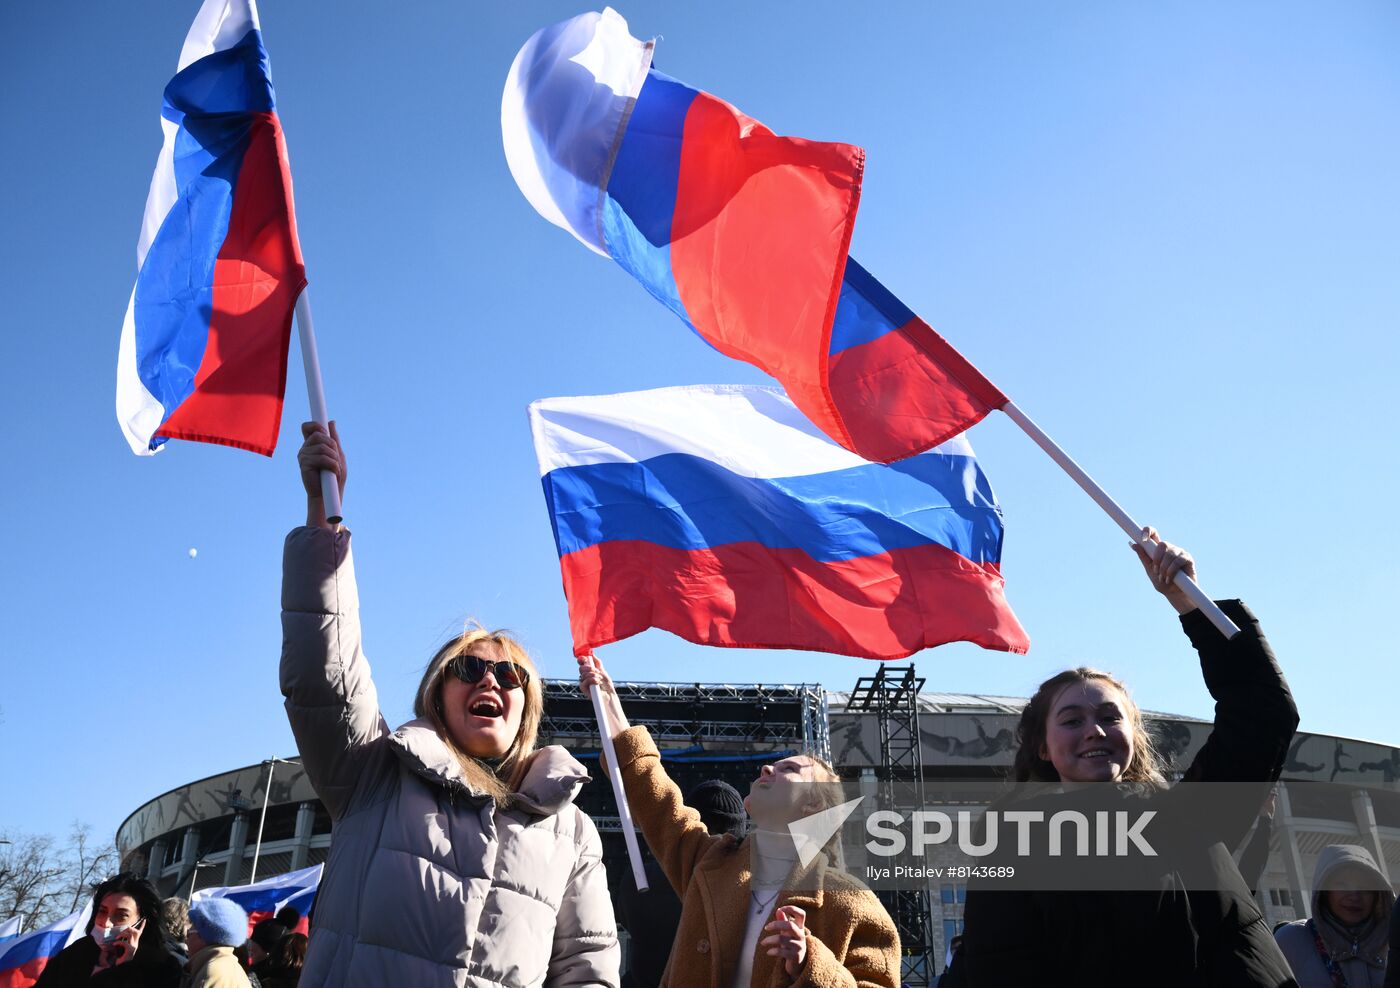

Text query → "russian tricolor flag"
[191,864,322,937]
[529,385,1028,659]
[0,903,91,988]
[504,9,1008,464]
[116,0,306,456]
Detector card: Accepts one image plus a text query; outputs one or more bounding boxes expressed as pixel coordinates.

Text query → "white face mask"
[91,922,133,946]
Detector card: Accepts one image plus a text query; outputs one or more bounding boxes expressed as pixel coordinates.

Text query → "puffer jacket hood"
[1276,843,1392,987]
[1311,844,1392,934]
[387,719,588,815]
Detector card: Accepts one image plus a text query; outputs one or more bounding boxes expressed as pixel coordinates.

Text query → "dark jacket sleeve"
[1177,600,1299,786]
[961,887,1045,986]
[1235,814,1274,897]
[1385,894,1400,988]
[1169,600,1299,849]
[34,937,98,986]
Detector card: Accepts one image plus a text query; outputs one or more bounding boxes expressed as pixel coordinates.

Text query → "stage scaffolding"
[539,678,830,832]
[846,665,936,988]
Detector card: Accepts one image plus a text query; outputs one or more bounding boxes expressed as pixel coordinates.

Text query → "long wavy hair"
[414,625,544,805]
[86,873,172,963]
[1011,667,1168,790]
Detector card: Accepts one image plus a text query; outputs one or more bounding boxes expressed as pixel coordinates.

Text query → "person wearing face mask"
[35,873,182,987]
[578,653,900,988]
[1275,845,1391,987]
[282,423,619,988]
[960,531,1302,987]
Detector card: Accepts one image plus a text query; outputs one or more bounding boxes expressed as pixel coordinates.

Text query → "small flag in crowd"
[504,9,1008,464]
[191,864,322,937]
[0,918,18,944]
[116,0,306,457]
[529,385,1028,659]
[0,902,91,988]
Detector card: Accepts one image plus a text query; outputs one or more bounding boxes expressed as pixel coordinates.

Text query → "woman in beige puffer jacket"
[282,423,619,988]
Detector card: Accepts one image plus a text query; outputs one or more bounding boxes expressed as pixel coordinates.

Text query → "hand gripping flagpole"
[294,288,342,524]
[585,656,649,891]
[1000,401,1240,639]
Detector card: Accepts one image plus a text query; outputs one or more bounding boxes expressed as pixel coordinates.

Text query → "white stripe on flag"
[501,7,653,255]
[528,384,975,479]
[116,0,262,455]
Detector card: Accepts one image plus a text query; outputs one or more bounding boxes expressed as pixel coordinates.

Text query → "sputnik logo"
[786,797,865,867]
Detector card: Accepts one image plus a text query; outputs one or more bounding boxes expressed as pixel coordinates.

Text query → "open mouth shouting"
[469,695,504,719]
[438,645,528,759]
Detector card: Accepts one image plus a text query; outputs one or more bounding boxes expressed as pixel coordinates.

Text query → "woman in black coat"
[961,530,1301,988]
[34,873,183,988]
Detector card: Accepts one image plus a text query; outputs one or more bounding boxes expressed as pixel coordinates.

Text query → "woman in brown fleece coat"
[580,655,899,988]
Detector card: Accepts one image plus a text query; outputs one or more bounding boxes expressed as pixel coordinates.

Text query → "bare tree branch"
[0,823,119,934]
[64,822,118,914]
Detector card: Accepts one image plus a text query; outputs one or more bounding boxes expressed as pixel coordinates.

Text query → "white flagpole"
[1000,401,1240,639]
[294,288,342,524]
[587,677,649,891]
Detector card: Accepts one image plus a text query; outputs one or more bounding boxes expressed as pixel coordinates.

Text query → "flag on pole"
[191,864,322,937]
[0,902,91,988]
[503,9,1008,464]
[0,918,18,944]
[529,385,1028,659]
[116,0,306,457]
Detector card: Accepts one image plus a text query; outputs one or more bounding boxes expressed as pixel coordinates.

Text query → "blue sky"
[2,1,1396,848]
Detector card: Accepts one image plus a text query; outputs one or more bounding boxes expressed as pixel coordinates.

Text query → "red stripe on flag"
[668,92,864,451]
[560,539,1029,660]
[155,112,307,456]
[827,316,1009,464]
[0,955,50,988]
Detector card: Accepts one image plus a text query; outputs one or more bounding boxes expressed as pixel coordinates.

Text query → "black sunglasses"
[447,654,531,690]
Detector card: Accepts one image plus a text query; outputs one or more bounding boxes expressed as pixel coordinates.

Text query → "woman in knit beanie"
[184,899,251,988]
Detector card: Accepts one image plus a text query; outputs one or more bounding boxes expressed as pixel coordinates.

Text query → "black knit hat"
[250,919,288,953]
[687,779,746,838]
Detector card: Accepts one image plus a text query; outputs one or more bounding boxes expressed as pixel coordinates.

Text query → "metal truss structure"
[539,677,832,877]
[541,679,830,757]
[846,665,936,987]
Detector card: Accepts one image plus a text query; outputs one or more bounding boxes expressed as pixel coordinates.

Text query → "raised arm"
[280,422,389,819]
[578,654,728,897]
[1135,529,1298,845]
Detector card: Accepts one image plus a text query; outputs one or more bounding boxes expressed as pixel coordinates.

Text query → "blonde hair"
[414,625,544,805]
[795,751,847,870]
[797,751,844,811]
[1012,667,1168,790]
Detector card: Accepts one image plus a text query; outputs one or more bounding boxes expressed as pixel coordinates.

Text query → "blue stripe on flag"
[132,29,274,444]
[828,256,917,355]
[603,69,699,333]
[542,451,1005,564]
[0,928,73,970]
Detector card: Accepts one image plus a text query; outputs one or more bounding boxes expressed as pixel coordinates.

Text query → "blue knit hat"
[189,898,249,947]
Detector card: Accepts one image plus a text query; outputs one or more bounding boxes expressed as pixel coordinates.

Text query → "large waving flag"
[504,9,1008,464]
[0,903,91,988]
[529,385,1028,659]
[116,0,306,456]
[191,864,322,937]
